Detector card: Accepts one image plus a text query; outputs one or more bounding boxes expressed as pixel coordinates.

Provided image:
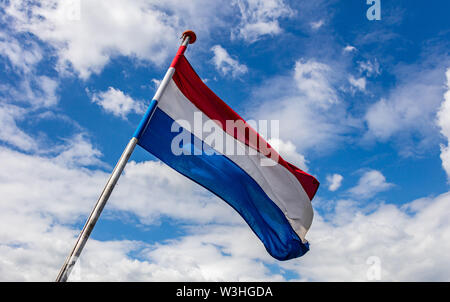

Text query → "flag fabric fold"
[136,52,319,260]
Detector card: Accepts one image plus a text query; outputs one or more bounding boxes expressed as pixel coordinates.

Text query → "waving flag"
[134,37,319,261]
[56,31,318,282]
[57,32,320,282]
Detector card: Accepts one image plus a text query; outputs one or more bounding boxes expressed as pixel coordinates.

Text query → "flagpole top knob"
[181,30,197,44]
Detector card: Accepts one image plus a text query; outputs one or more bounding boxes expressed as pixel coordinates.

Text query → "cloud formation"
[2,142,450,281]
[0,104,38,151]
[437,68,450,181]
[283,192,450,281]
[364,63,446,155]
[252,58,359,154]
[268,138,308,171]
[348,170,393,199]
[1,0,450,283]
[5,0,180,79]
[90,87,145,119]
[326,174,343,192]
[232,0,293,42]
[210,45,248,78]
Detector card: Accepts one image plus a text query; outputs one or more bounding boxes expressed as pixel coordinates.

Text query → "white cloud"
[2,0,450,283]
[326,173,343,192]
[0,143,261,281]
[0,0,292,83]
[364,65,446,150]
[2,141,450,281]
[365,98,399,140]
[252,58,357,154]
[80,191,450,281]
[4,0,180,79]
[348,170,393,198]
[0,146,107,224]
[232,0,293,42]
[358,59,381,77]
[151,78,161,89]
[34,76,59,107]
[0,33,42,73]
[63,224,282,281]
[90,87,145,119]
[0,29,59,109]
[0,75,59,109]
[0,31,60,153]
[437,68,450,181]
[3,0,251,80]
[0,138,239,227]
[310,20,324,30]
[210,45,248,78]
[136,224,282,282]
[268,138,308,171]
[0,138,241,279]
[343,45,357,53]
[22,76,58,108]
[282,192,450,281]
[152,0,235,40]
[348,76,366,92]
[294,59,338,109]
[54,134,106,168]
[109,160,239,225]
[0,103,38,151]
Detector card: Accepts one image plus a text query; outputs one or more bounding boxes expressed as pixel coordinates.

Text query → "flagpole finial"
[181,30,196,44]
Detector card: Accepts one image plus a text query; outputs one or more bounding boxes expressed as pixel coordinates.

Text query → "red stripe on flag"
[171,55,319,200]
[170,45,187,68]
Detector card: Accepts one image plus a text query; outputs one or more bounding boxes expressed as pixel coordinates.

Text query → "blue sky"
[1,0,450,281]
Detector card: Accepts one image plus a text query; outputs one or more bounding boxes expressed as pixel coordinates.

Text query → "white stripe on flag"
[157,79,313,240]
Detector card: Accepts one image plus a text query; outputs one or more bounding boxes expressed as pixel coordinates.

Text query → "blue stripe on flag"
[137,108,309,260]
[133,99,159,139]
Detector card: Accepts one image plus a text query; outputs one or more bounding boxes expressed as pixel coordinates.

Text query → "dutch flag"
[134,38,319,261]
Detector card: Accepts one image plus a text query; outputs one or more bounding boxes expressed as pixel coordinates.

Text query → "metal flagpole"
[55,30,196,282]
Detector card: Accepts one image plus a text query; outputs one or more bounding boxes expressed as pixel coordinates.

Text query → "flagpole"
[55,30,196,282]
